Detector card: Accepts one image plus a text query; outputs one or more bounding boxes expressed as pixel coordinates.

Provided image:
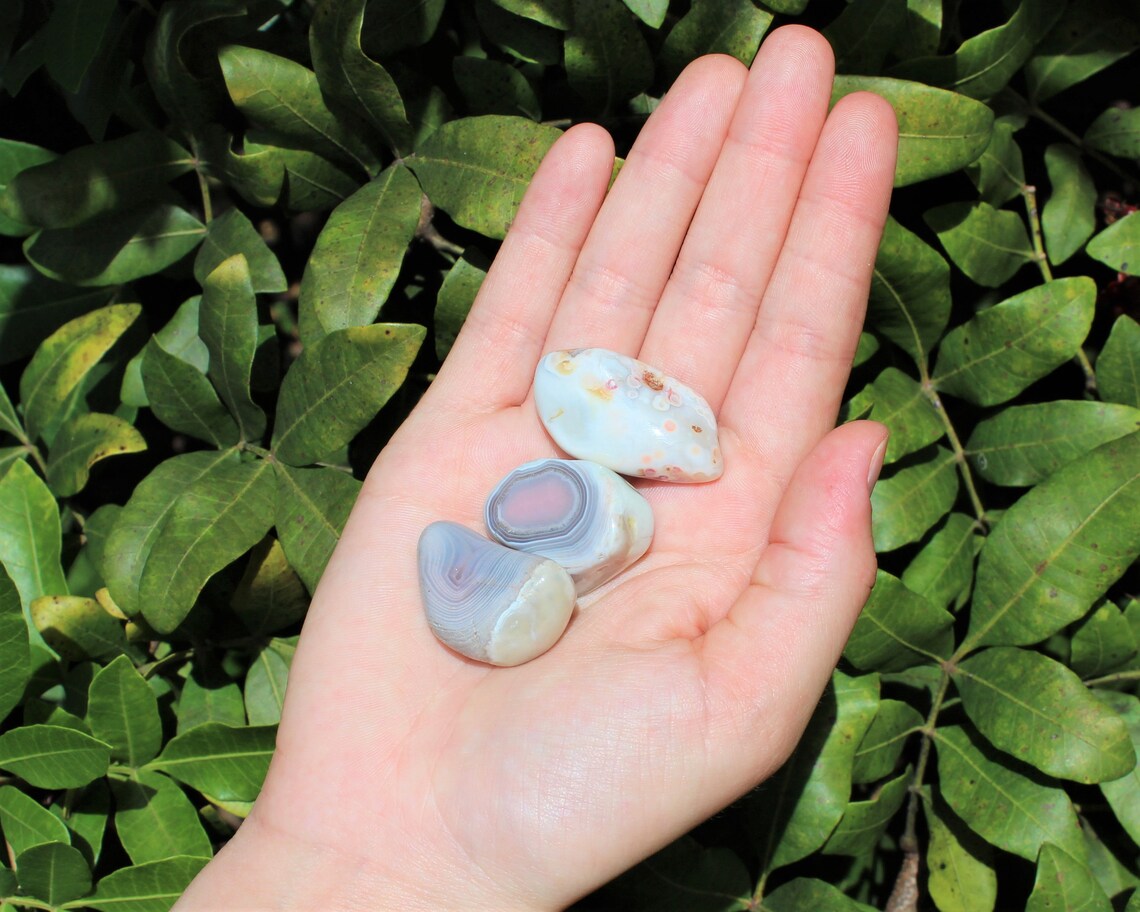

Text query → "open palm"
[177,26,898,912]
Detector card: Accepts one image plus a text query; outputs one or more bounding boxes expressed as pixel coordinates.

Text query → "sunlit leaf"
[434,247,489,361]
[1097,316,1140,408]
[658,0,771,82]
[955,647,1134,783]
[86,655,162,767]
[83,855,209,912]
[0,568,31,720]
[0,725,111,789]
[298,165,421,343]
[244,638,294,725]
[110,771,212,865]
[193,208,286,294]
[851,367,944,464]
[409,115,561,240]
[149,723,275,802]
[141,339,240,447]
[922,791,997,912]
[272,323,424,466]
[963,432,1140,650]
[902,512,982,612]
[30,595,127,662]
[933,278,1096,407]
[888,0,1064,100]
[1098,692,1140,851]
[871,446,959,551]
[845,571,953,672]
[832,77,993,187]
[1042,144,1097,266]
[1070,604,1137,678]
[764,877,878,911]
[0,785,71,857]
[15,842,90,906]
[822,767,909,857]
[19,302,140,445]
[934,724,1086,862]
[1086,211,1140,276]
[924,201,1034,288]
[851,699,923,785]
[274,464,360,593]
[966,121,1025,208]
[1085,108,1140,160]
[0,460,68,613]
[46,412,146,498]
[1026,843,1112,912]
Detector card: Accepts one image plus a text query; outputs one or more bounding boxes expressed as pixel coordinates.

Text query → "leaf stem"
[1084,668,1140,688]
[190,137,213,224]
[1022,95,1140,187]
[922,382,987,524]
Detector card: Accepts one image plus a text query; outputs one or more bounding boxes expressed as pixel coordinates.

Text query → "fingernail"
[866,436,888,493]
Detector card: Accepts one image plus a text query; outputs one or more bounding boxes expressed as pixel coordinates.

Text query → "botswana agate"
[533,348,723,482]
[485,458,653,595]
[417,521,575,666]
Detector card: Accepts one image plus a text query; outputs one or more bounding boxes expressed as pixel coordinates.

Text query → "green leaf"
[309,0,412,156]
[565,0,653,114]
[1042,144,1097,266]
[102,451,235,618]
[1087,211,1140,276]
[219,45,374,173]
[15,842,90,905]
[831,77,993,187]
[1098,316,1140,408]
[590,835,751,912]
[619,0,666,27]
[1098,692,1140,850]
[19,302,140,445]
[924,200,1034,288]
[868,216,951,368]
[23,203,206,288]
[409,115,562,240]
[0,568,30,720]
[888,0,1064,100]
[110,771,212,865]
[902,512,983,612]
[488,0,571,28]
[46,412,146,498]
[896,0,941,60]
[138,458,276,634]
[921,791,997,912]
[199,255,265,441]
[852,699,923,785]
[474,0,563,66]
[955,647,1134,783]
[934,724,1086,862]
[232,538,309,635]
[963,432,1140,650]
[58,779,109,868]
[933,277,1096,406]
[0,139,58,236]
[30,595,127,662]
[0,786,71,856]
[764,878,877,911]
[856,367,944,464]
[453,57,541,120]
[823,0,907,75]
[967,401,1140,486]
[0,725,110,789]
[359,0,446,57]
[1085,108,1140,160]
[0,264,113,365]
[434,247,489,361]
[177,668,245,736]
[1070,602,1137,677]
[87,656,162,767]
[81,855,209,912]
[274,464,360,593]
[871,446,959,551]
[966,120,1025,208]
[244,638,294,725]
[298,166,421,343]
[658,0,771,83]
[0,459,68,612]
[0,133,193,231]
[822,767,909,857]
[753,671,878,873]
[41,0,116,94]
[1025,0,1140,103]
[140,339,240,448]
[1027,843,1112,912]
[844,570,953,672]
[271,323,424,466]
[149,723,275,803]
[193,209,286,295]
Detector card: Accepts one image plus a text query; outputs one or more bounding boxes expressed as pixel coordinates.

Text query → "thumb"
[701,420,888,765]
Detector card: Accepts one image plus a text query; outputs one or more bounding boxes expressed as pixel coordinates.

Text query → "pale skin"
[176,26,898,911]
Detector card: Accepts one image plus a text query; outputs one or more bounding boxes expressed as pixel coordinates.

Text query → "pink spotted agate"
[533,348,723,482]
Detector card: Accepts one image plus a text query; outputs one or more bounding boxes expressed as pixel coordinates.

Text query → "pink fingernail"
[867,437,888,493]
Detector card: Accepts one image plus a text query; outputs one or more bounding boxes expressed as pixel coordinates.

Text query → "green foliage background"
[0,0,1139,908]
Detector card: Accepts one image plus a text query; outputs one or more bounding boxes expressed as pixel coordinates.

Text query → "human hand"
[176,25,897,911]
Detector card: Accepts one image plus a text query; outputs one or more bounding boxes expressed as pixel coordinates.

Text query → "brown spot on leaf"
[1034,560,1048,575]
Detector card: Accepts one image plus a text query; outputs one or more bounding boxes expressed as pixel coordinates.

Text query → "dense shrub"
[0,0,1138,908]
